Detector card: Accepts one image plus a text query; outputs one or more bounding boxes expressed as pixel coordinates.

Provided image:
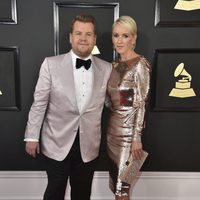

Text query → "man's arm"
[24,58,51,157]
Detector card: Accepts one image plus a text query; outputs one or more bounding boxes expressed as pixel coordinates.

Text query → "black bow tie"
[76,58,91,70]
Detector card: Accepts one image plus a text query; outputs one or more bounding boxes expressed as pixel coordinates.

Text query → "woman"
[106,16,151,200]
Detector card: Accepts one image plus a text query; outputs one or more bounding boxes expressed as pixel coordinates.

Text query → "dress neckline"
[119,55,141,63]
[118,55,141,70]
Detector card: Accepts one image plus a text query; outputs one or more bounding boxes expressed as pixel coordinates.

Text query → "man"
[24,14,112,200]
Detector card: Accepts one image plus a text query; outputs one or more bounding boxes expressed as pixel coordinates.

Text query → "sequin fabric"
[106,56,151,196]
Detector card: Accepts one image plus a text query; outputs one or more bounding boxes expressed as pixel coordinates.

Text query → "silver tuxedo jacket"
[24,52,112,162]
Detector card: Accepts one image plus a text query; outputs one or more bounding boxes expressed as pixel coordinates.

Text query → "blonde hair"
[112,16,137,35]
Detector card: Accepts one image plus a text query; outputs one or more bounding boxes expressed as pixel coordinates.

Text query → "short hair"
[112,16,137,35]
[70,14,97,35]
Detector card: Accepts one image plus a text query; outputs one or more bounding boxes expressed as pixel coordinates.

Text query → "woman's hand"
[131,141,143,160]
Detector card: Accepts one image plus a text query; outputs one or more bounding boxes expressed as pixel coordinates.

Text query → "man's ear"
[94,35,97,45]
[69,33,72,44]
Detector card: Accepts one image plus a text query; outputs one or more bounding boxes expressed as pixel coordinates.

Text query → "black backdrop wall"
[0,0,200,171]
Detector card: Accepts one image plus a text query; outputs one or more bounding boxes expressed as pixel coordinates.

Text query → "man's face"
[70,21,96,58]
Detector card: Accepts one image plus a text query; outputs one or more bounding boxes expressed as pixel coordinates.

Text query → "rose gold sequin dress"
[106,56,151,196]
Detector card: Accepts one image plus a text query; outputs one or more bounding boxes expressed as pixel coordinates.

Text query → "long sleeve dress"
[106,55,151,196]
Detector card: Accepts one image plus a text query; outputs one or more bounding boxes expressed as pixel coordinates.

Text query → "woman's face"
[112,23,136,56]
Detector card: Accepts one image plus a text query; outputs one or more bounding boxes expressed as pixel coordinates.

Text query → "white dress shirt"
[71,50,93,113]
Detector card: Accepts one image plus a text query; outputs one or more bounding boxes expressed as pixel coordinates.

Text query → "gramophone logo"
[174,0,200,11]
[91,45,100,55]
[169,63,196,98]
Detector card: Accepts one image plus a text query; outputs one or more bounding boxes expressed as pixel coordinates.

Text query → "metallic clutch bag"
[119,151,148,184]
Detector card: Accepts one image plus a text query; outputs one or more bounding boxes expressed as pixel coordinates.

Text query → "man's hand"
[25,142,40,158]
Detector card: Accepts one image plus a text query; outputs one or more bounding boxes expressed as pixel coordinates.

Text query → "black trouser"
[42,133,97,200]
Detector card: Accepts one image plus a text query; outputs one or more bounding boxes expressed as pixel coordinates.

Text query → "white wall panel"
[0,171,200,200]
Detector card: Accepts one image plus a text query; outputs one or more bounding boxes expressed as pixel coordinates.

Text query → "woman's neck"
[120,51,138,62]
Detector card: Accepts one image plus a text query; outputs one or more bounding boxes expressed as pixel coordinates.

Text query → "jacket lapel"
[60,53,79,112]
[80,56,103,114]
